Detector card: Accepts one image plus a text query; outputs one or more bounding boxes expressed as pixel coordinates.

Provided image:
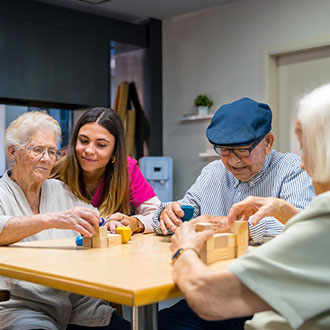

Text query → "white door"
[277,46,330,155]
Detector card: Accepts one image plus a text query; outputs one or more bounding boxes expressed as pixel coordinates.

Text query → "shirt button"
[237,191,241,196]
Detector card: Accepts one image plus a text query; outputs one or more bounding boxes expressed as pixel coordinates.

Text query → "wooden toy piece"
[94,225,108,239]
[197,220,248,264]
[194,222,214,232]
[92,237,107,248]
[83,237,92,248]
[107,234,122,247]
[232,221,248,257]
[115,226,131,244]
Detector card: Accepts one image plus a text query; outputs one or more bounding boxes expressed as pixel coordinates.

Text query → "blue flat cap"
[206,97,272,146]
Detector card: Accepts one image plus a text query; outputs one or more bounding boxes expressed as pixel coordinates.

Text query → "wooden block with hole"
[92,237,107,248]
[107,234,122,247]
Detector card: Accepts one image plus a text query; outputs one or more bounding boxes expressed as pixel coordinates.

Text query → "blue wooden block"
[181,205,194,221]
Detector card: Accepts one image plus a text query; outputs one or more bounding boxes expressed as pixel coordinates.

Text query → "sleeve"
[228,218,330,329]
[152,163,214,235]
[128,157,156,209]
[133,196,161,233]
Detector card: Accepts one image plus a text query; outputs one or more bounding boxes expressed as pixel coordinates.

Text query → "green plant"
[194,94,213,107]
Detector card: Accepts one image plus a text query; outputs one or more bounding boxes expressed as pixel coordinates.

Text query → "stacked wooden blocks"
[82,225,122,248]
[196,221,248,264]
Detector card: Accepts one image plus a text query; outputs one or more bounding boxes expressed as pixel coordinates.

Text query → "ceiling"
[36,0,234,23]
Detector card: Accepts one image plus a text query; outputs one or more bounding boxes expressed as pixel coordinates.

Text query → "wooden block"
[200,246,236,264]
[213,233,236,249]
[92,237,107,248]
[232,221,248,248]
[94,226,108,239]
[115,226,131,244]
[236,246,248,257]
[195,223,214,232]
[83,237,92,248]
[107,234,122,247]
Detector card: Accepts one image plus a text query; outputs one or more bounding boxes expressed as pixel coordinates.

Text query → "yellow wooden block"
[213,233,236,249]
[107,234,122,247]
[200,246,236,264]
[83,237,92,248]
[115,226,131,244]
[232,221,248,247]
[195,223,214,232]
[92,237,107,248]
[236,246,248,257]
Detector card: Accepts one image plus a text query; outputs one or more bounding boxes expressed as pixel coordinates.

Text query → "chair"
[0,290,10,301]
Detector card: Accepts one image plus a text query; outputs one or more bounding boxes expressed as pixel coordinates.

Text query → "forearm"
[135,196,161,233]
[0,214,52,245]
[173,250,270,320]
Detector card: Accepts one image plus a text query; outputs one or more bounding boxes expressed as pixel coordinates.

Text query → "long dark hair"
[51,107,130,216]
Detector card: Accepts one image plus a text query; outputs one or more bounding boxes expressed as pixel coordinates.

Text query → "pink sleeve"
[128,156,156,209]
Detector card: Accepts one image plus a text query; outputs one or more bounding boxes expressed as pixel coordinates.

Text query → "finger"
[172,202,184,218]
[109,213,125,221]
[250,209,268,226]
[165,206,182,226]
[163,213,178,232]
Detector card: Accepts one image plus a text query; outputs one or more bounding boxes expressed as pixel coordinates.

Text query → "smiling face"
[221,132,274,182]
[75,122,116,177]
[10,129,57,186]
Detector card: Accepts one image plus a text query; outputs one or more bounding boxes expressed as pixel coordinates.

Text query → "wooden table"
[0,233,235,330]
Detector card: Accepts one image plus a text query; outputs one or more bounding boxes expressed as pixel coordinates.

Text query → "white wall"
[163,0,330,199]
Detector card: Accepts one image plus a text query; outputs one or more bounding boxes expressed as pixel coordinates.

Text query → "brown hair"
[51,107,130,216]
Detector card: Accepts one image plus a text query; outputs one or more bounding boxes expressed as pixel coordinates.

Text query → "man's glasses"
[24,145,58,160]
[213,137,264,158]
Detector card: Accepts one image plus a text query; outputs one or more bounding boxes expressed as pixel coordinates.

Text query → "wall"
[163,0,330,199]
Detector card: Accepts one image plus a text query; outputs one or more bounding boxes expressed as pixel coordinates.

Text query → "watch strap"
[171,247,200,264]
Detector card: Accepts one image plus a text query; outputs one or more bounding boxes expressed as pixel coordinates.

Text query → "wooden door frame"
[260,35,330,149]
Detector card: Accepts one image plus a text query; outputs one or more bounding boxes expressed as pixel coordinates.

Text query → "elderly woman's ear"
[7,145,17,166]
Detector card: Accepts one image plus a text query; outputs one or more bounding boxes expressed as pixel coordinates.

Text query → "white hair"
[296,83,330,183]
[4,111,62,148]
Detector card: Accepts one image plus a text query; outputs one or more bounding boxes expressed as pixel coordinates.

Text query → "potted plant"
[194,94,213,115]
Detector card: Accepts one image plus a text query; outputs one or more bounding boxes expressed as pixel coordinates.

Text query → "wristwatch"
[171,247,200,264]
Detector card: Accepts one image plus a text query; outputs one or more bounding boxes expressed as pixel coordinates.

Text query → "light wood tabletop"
[0,233,235,307]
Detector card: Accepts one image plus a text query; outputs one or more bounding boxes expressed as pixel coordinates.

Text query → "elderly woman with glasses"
[0,111,129,329]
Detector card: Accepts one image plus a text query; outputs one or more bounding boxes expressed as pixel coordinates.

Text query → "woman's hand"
[106,213,142,233]
[227,196,299,225]
[159,202,185,235]
[170,218,214,253]
[50,206,101,237]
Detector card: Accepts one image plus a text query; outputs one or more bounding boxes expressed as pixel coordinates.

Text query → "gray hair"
[296,83,330,183]
[4,111,62,148]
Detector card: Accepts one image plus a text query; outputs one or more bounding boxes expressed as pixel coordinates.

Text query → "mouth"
[81,157,97,163]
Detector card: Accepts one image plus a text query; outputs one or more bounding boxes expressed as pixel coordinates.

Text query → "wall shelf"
[177,114,213,122]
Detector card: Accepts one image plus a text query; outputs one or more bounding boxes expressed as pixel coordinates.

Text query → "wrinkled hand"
[52,206,101,237]
[227,196,298,226]
[194,215,232,233]
[159,202,185,235]
[106,213,140,233]
[170,218,214,253]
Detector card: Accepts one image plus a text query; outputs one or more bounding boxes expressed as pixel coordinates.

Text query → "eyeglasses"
[24,145,58,160]
[213,137,264,158]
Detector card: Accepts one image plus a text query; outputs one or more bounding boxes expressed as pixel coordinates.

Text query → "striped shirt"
[152,151,315,244]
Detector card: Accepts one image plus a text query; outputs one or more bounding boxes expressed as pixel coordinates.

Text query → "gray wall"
[162,0,330,199]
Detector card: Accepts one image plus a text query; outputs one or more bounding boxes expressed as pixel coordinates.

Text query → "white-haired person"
[165,83,330,330]
[0,112,130,329]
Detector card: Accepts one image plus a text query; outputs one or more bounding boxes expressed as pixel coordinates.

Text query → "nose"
[85,143,95,154]
[227,151,242,163]
[39,149,52,161]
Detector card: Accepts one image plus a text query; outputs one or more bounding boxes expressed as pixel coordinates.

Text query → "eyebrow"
[78,134,110,143]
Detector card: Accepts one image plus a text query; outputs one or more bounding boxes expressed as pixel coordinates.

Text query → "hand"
[170,218,214,253]
[227,196,299,226]
[194,215,232,233]
[51,206,101,237]
[159,202,185,235]
[106,213,141,233]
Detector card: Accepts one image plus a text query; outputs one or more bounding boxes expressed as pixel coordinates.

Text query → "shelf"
[177,114,213,122]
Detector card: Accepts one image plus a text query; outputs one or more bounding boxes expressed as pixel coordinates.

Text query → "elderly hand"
[51,206,101,237]
[106,213,141,233]
[160,202,185,235]
[195,215,232,233]
[170,218,214,253]
[227,196,299,226]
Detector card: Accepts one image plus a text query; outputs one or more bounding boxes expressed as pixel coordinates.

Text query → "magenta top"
[91,156,156,210]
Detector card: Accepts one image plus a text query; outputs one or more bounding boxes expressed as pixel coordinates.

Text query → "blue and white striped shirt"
[152,151,315,244]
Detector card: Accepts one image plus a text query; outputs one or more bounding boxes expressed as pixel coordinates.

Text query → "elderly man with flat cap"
[154,97,315,330]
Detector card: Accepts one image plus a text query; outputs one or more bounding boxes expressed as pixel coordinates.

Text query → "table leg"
[131,303,158,330]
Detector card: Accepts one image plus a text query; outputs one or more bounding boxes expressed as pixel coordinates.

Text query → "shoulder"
[268,151,303,173]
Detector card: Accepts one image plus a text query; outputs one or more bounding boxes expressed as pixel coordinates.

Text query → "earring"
[111,156,116,164]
